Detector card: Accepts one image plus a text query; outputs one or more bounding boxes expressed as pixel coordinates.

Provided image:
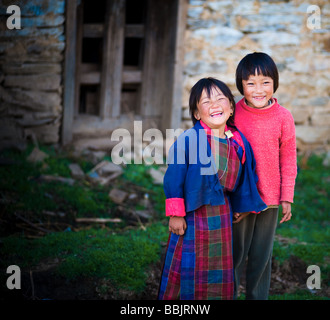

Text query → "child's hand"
[169,216,187,235]
[280,201,292,223]
[233,212,250,223]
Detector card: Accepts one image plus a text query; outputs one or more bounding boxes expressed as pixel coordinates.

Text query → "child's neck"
[245,98,274,109]
[211,128,226,139]
[200,120,227,139]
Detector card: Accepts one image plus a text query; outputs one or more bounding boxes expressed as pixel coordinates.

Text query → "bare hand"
[280,201,292,223]
[169,216,187,235]
[233,212,250,223]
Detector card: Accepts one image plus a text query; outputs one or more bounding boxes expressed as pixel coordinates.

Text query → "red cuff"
[165,198,186,217]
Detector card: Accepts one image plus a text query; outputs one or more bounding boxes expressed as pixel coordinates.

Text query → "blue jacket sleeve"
[163,140,188,199]
[229,132,267,213]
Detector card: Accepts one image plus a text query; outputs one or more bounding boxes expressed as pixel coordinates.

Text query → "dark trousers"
[233,207,279,300]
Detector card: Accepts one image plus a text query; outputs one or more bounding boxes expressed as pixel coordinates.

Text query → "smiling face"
[242,70,274,109]
[194,86,233,137]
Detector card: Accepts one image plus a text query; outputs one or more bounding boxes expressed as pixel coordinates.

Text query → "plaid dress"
[158,135,241,300]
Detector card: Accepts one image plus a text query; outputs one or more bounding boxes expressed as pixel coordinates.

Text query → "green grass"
[0,144,168,297]
[0,145,329,299]
[0,145,114,218]
[1,222,168,292]
[275,155,330,262]
[238,290,328,300]
[273,154,330,298]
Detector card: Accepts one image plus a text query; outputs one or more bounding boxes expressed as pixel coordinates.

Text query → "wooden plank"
[74,2,83,116]
[122,70,141,83]
[140,0,187,131]
[81,63,100,73]
[80,63,101,84]
[140,0,159,118]
[141,0,176,119]
[80,72,100,84]
[99,0,125,119]
[163,0,188,132]
[83,24,104,37]
[62,0,78,145]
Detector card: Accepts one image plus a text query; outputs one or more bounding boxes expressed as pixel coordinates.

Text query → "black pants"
[233,207,279,300]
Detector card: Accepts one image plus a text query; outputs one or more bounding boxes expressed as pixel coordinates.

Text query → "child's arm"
[279,112,297,204]
[279,201,292,223]
[278,112,297,224]
[164,138,189,235]
[164,141,188,218]
[169,217,187,235]
[233,212,250,223]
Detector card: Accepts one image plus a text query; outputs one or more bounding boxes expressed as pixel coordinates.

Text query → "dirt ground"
[2,250,328,300]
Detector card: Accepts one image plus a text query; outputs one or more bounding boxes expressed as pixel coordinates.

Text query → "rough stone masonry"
[0,0,329,154]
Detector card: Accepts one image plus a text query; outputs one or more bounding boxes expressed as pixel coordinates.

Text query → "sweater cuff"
[165,198,186,217]
[280,185,295,203]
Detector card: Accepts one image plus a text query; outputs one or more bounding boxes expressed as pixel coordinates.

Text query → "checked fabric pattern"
[158,137,241,300]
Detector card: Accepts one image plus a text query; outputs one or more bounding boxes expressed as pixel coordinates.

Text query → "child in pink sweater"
[233,52,297,299]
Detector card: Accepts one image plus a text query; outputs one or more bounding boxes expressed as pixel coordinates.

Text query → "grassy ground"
[0,144,329,300]
[270,154,330,299]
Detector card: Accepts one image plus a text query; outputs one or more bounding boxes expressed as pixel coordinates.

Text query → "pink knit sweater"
[235,98,297,205]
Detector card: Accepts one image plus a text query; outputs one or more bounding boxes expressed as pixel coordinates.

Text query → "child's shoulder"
[275,101,295,121]
[171,126,199,148]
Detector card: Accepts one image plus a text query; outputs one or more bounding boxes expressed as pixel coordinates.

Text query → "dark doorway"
[63,0,188,144]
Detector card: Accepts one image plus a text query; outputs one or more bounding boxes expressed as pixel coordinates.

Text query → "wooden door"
[62,0,187,145]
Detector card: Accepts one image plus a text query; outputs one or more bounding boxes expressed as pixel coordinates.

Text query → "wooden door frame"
[61,0,188,145]
[164,0,188,133]
[62,0,78,145]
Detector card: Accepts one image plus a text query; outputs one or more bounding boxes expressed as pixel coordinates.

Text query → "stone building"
[0,0,329,154]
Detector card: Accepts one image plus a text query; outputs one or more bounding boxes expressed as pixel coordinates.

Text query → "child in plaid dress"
[158,78,267,300]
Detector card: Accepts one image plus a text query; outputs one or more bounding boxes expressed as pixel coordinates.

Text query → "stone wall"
[182,0,330,154]
[0,0,329,154]
[0,0,65,150]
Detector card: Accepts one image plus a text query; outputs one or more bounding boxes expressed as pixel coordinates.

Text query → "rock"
[2,88,61,111]
[87,160,123,186]
[193,26,244,49]
[185,61,227,76]
[89,160,123,177]
[249,31,300,47]
[296,125,330,144]
[68,163,85,180]
[187,6,203,19]
[95,160,123,176]
[25,122,61,144]
[311,113,330,127]
[27,147,49,163]
[2,62,62,75]
[4,74,61,91]
[89,151,107,164]
[291,106,311,125]
[206,1,232,12]
[109,188,128,204]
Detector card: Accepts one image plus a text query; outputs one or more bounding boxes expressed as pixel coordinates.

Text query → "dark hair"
[235,52,279,95]
[189,77,236,128]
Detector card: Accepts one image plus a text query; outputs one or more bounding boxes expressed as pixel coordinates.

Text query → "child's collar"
[199,120,233,138]
[199,120,246,164]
